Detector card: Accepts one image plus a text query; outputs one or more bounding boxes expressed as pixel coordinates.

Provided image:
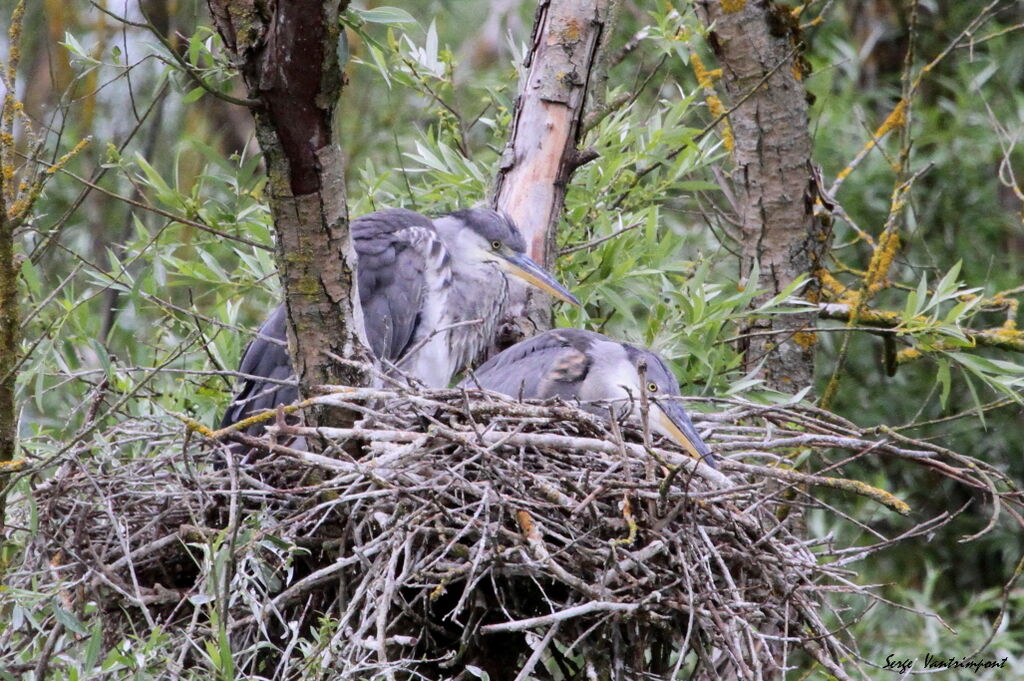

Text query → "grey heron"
[220,208,578,432]
[460,328,715,467]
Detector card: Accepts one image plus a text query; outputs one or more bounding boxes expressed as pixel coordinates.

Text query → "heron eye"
[491,240,502,251]
[647,382,658,393]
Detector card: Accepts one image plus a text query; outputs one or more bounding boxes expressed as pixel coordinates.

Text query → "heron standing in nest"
[461,328,715,467]
[221,208,578,433]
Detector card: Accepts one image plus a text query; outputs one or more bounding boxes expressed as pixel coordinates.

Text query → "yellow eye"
[647,382,658,392]
[491,240,502,250]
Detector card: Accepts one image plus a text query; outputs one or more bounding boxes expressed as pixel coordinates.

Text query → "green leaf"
[368,45,392,88]
[183,85,206,103]
[913,274,928,318]
[134,153,181,209]
[60,33,94,63]
[937,358,951,409]
[19,257,42,298]
[354,6,417,24]
[426,20,439,61]
[83,620,104,670]
[933,260,962,303]
[52,603,89,636]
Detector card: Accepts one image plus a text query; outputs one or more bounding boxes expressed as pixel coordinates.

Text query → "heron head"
[627,347,716,468]
[443,209,579,306]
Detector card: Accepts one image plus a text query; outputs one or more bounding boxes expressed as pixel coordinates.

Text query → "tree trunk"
[695,0,828,394]
[1,2,27,532]
[206,0,372,430]
[693,2,825,678]
[490,0,616,348]
[0,203,17,531]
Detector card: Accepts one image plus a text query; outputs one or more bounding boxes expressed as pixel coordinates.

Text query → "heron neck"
[446,263,509,371]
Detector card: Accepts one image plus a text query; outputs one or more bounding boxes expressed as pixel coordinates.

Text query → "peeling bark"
[491,0,616,348]
[695,0,829,394]
[207,0,372,430]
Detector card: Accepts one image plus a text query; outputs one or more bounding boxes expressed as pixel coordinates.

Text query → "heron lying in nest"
[460,327,716,468]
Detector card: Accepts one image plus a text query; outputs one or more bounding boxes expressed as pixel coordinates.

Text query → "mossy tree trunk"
[490,0,617,349]
[695,0,829,394]
[0,189,17,531]
[1,1,64,530]
[206,0,373,431]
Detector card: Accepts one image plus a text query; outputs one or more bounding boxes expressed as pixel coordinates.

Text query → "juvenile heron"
[221,208,577,432]
[461,328,715,467]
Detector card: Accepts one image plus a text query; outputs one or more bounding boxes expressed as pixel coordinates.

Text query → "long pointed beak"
[653,400,716,468]
[501,253,580,306]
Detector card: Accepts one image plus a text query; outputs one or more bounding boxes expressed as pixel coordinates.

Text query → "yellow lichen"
[863,230,900,296]
[992,324,1024,341]
[558,17,582,43]
[896,347,922,363]
[691,53,734,152]
[706,93,725,118]
[5,1,25,85]
[429,581,448,601]
[816,268,848,299]
[297,277,320,296]
[44,137,90,175]
[876,99,908,137]
[1,94,15,134]
[691,52,715,90]
[793,331,817,349]
[986,294,1018,317]
[6,196,27,219]
[720,0,746,12]
[833,100,908,189]
[836,479,910,516]
[710,96,734,151]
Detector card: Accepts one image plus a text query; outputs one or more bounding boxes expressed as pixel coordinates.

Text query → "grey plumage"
[461,329,716,467]
[354,209,444,362]
[220,208,577,433]
[225,304,297,427]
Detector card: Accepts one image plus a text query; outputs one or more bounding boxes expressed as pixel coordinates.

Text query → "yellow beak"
[501,253,580,306]
[654,401,716,468]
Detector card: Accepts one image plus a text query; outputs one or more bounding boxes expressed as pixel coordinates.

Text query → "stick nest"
[13,387,1020,681]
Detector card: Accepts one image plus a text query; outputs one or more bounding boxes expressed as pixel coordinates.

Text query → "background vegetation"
[1,0,1023,677]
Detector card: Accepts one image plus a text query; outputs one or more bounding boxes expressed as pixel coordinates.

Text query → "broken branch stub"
[491,0,614,348]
